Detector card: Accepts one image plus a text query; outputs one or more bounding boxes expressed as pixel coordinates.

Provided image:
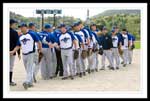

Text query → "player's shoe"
[70,76,74,80]
[23,83,28,90]
[123,64,126,67]
[87,69,91,74]
[95,68,98,72]
[83,72,86,76]
[100,66,105,70]
[28,84,34,88]
[62,77,68,80]
[109,67,115,70]
[33,75,37,83]
[10,81,17,86]
[121,61,124,64]
[116,67,119,70]
[79,73,82,77]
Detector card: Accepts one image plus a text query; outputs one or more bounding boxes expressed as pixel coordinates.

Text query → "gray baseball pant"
[122,49,129,65]
[22,53,34,84]
[73,49,82,74]
[40,48,52,79]
[61,49,75,77]
[102,50,114,68]
[10,55,15,72]
[111,48,120,68]
[128,49,133,63]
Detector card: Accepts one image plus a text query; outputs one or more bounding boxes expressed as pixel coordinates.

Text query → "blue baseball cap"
[102,26,107,30]
[58,23,66,28]
[10,19,18,24]
[20,22,27,27]
[112,26,119,29]
[90,23,96,26]
[72,22,79,27]
[111,29,115,33]
[44,24,52,29]
[28,22,35,27]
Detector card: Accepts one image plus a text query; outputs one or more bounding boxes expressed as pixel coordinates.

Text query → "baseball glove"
[38,52,43,63]
[87,48,93,57]
[118,47,123,55]
[130,44,135,50]
[73,50,79,60]
[81,50,87,59]
[92,44,98,52]
[98,48,103,55]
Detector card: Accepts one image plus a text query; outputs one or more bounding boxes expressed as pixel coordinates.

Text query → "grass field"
[134,41,140,49]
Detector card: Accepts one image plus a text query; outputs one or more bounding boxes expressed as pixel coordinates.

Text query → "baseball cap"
[58,23,66,28]
[20,22,27,27]
[72,22,79,27]
[111,29,115,33]
[90,23,96,26]
[44,24,52,29]
[10,19,18,24]
[28,22,35,27]
[112,26,119,29]
[102,26,107,30]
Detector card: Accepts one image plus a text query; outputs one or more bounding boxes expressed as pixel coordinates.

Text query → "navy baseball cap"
[28,22,35,27]
[102,26,107,30]
[58,23,66,28]
[77,20,82,24]
[111,29,115,33]
[44,24,52,29]
[72,22,79,27]
[112,26,119,29]
[20,22,27,27]
[90,23,96,27]
[10,19,18,24]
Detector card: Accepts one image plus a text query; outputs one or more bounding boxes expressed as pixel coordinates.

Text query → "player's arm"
[70,33,78,49]
[10,46,20,56]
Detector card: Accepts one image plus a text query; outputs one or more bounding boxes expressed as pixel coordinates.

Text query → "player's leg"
[40,48,48,80]
[67,50,74,79]
[10,55,16,86]
[100,50,106,70]
[106,50,114,70]
[61,50,68,79]
[123,49,128,66]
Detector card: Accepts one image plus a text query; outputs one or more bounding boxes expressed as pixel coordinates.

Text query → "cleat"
[23,83,28,90]
[62,77,68,80]
[10,82,17,86]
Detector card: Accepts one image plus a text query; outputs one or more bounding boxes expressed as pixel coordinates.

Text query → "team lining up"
[10,19,135,90]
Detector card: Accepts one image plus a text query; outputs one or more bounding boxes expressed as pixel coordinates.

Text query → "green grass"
[134,41,140,49]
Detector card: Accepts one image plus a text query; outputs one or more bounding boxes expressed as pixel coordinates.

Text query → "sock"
[10,72,12,83]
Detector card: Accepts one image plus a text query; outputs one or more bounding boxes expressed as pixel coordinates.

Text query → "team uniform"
[74,30,87,74]
[38,31,57,79]
[57,31,76,79]
[91,30,100,71]
[111,33,121,69]
[72,31,84,77]
[28,30,40,82]
[16,31,40,87]
[128,33,135,64]
[120,33,131,66]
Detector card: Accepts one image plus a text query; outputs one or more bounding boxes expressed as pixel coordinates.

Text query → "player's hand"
[10,51,15,56]
[18,55,21,60]
[48,43,54,48]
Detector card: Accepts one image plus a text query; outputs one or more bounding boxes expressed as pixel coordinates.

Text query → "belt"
[23,51,34,55]
[113,47,118,48]
[61,47,72,50]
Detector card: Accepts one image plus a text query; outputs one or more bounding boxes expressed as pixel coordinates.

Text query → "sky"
[10,8,108,21]
[8,3,142,21]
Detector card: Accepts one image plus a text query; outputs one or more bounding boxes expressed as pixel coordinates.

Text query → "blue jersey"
[17,32,39,55]
[38,31,57,48]
[58,32,75,50]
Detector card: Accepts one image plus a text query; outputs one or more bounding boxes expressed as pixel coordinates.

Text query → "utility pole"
[41,10,44,31]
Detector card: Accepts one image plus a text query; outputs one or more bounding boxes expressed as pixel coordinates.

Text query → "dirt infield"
[10,49,140,91]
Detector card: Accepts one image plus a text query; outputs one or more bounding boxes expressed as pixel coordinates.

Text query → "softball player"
[90,24,101,72]
[28,22,41,83]
[38,24,57,80]
[71,24,85,77]
[111,29,121,69]
[57,24,78,80]
[74,22,88,76]
[10,23,42,90]
[128,33,135,64]
[120,29,132,67]
[100,27,114,70]
[9,19,20,86]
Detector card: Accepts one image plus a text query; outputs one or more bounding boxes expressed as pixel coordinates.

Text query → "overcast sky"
[10,8,109,21]
[8,3,142,21]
